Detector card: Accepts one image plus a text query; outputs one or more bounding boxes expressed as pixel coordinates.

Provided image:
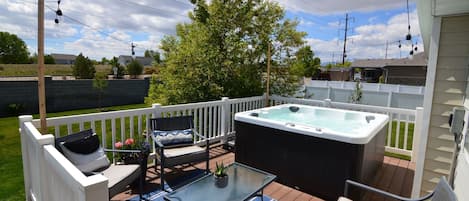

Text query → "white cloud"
[1,0,422,61]
[274,0,413,15]
[306,9,423,63]
[0,0,193,59]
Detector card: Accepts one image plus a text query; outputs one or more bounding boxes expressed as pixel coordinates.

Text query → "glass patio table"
[164,162,276,201]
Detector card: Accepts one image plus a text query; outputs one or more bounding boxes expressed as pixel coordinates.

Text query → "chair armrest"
[150,135,165,148]
[103,148,142,153]
[344,180,433,201]
[193,130,207,140]
[82,171,102,176]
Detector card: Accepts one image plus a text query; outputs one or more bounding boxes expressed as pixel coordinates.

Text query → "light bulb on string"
[54,0,62,24]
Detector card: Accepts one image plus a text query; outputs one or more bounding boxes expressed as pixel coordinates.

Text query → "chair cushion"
[62,133,100,154]
[162,145,207,167]
[153,129,194,146]
[337,196,353,201]
[163,145,205,158]
[102,164,140,198]
[58,134,110,172]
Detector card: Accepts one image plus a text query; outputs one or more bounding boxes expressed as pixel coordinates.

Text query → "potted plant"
[214,162,228,188]
[115,137,150,165]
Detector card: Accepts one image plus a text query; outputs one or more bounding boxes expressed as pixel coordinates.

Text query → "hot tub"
[234,104,389,200]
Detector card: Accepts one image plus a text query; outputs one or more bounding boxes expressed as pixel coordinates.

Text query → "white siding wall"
[421,15,469,195]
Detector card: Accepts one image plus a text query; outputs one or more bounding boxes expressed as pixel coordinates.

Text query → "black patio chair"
[55,129,148,200]
[150,116,210,191]
[338,176,457,201]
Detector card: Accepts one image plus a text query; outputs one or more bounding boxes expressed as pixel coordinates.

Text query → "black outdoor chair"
[55,129,148,200]
[150,116,210,191]
[338,176,457,201]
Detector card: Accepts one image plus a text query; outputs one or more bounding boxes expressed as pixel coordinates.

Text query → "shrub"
[7,103,24,116]
[127,59,143,79]
[72,53,95,79]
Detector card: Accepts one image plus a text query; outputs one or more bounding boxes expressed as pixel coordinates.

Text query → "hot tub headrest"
[250,112,259,117]
[289,106,300,112]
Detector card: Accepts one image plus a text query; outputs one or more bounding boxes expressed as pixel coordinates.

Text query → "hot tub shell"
[234,104,388,200]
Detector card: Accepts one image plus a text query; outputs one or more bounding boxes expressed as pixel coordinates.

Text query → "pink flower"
[124,138,135,146]
[115,141,123,149]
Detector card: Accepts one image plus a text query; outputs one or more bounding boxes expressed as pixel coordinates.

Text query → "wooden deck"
[113,145,415,201]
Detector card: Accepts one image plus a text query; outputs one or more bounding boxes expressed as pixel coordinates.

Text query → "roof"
[351,52,427,68]
[50,53,77,60]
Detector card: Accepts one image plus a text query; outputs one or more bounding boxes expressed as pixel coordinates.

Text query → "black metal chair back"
[150,116,194,131]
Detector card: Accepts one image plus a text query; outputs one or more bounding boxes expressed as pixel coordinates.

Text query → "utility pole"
[38,0,47,133]
[131,42,136,58]
[341,13,352,65]
[385,40,388,59]
[265,42,271,106]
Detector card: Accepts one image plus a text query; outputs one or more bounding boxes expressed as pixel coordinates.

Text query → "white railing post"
[220,97,230,144]
[411,107,424,162]
[19,115,33,201]
[411,107,426,198]
[327,86,332,99]
[152,103,162,119]
[387,91,393,107]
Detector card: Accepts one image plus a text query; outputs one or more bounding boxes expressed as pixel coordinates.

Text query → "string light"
[54,0,62,24]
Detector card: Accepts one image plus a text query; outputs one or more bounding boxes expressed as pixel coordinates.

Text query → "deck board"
[113,145,415,201]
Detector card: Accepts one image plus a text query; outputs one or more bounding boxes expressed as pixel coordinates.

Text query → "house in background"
[351,52,427,85]
[118,55,153,66]
[50,53,77,65]
[327,67,351,81]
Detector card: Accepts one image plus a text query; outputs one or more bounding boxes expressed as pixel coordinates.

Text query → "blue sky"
[0,0,421,62]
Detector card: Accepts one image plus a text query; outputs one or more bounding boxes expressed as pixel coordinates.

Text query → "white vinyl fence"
[304,80,424,109]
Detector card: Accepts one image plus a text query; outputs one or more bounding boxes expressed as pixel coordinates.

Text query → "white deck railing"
[269,95,424,161]
[20,115,108,201]
[20,95,424,201]
[31,96,265,161]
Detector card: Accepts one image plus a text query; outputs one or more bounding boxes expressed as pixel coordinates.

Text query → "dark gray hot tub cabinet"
[234,121,386,201]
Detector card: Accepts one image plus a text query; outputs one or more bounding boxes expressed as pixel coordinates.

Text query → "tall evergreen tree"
[72,53,95,79]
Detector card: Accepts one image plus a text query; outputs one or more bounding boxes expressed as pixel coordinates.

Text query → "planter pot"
[214,175,228,188]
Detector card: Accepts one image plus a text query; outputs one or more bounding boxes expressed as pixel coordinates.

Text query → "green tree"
[109,56,125,78]
[150,0,305,105]
[144,50,162,64]
[72,53,95,79]
[127,59,143,79]
[0,32,29,64]
[44,54,55,64]
[290,45,321,77]
[93,72,108,111]
[101,57,109,65]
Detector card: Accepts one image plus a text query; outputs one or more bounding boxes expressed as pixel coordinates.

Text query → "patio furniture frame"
[150,116,210,191]
[342,176,455,201]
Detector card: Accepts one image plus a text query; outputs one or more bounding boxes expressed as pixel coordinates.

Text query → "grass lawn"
[385,121,415,161]
[0,64,112,77]
[0,104,146,201]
